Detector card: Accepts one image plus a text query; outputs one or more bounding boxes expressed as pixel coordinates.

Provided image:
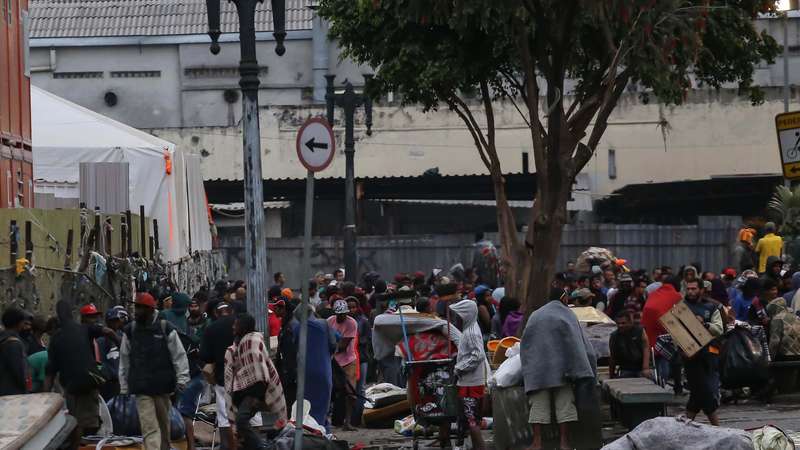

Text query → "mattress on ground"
[0,393,64,449]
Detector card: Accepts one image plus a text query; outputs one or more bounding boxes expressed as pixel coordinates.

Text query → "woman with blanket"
[291,304,337,428]
[450,299,492,450]
[224,313,287,450]
[521,288,597,450]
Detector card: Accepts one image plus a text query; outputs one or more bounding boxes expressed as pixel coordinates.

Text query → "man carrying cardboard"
[682,279,724,426]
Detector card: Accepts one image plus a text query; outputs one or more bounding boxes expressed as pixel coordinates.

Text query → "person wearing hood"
[473,284,494,338]
[120,293,190,450]
[521,288,597,450]
[767,298,800,361]
[732,277,761,322]
[450,299,492,450]
[782,272,800,310]
[680,265,699,296]
[45,300,105,446]
[762,256,784,284]
[0,306,31,396]
[756,222,783,274]
[161,292,192,335]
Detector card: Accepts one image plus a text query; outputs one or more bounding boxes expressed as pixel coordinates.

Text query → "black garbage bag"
[106,394,186,441]
[719,328,769,389]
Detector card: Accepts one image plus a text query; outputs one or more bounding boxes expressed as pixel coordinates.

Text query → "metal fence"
[218,216,741,289]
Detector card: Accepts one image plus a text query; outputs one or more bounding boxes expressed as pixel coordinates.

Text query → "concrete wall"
[149,88,788,198]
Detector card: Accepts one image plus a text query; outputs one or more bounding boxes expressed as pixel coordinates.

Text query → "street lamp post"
[206,0,286,333]
[325,75,372,282]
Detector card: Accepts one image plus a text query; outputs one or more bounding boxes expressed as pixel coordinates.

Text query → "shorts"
[458,385,485,428]
[215,384,263,428]
[66,390,100,430]
[341,362,358,392]
[528,385,577,425]
[177,374,206,418]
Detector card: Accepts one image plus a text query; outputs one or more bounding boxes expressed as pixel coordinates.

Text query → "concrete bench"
[769,360,800,394]
[602,378,674,430]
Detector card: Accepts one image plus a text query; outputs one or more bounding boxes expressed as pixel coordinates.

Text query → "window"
[21,10,29,77]
[110,70,161,78]
[53,71,103,79]
[608,148,617,180]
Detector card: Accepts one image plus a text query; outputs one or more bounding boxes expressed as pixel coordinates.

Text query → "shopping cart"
[397,304,463,450]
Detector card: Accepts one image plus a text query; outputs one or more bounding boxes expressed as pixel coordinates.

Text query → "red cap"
[79,304,100,316]
[135,292,157,308]
[723,268,737,278]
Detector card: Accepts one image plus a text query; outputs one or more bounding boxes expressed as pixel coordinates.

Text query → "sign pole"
[293,116,334,450]
[294,169,314,450]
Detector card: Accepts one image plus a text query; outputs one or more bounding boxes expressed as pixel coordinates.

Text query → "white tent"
[31,86,212,261]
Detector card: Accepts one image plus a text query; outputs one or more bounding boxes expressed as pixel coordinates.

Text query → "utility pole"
[206,0,286,333]
[325,75,372,282]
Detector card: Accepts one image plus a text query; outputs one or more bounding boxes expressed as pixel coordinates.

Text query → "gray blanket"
[601,417,753,450]
[372,312,462,360]
[521,300,597,393]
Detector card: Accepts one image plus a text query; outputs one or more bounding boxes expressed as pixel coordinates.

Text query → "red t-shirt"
[641,284,682,346]
[268,311,282,337]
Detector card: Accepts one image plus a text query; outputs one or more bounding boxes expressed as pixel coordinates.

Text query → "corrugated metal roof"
[29,0,313,38]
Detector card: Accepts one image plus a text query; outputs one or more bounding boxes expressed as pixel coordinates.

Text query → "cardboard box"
[658,302,714,358]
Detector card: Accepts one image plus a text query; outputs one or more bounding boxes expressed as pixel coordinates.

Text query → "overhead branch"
[449,98,492,171]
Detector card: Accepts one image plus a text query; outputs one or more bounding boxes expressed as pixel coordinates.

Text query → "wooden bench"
[602,378,674,430]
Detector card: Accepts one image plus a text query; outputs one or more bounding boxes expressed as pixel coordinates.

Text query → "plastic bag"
[106,394,186,441]
[493,354,522,388]
[505,342,521,358]
[719,328,769,389]
[751,425,794,450]
[394,415,419,436]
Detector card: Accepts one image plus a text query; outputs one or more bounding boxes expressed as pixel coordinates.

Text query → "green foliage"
[769,185,800,236]
[319,0,780,108]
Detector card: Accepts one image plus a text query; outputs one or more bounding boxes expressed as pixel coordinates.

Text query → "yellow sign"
[775,111,800,180]
[784,162,800,179]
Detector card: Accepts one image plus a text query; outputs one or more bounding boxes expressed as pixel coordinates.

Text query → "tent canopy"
[31,85,212,261]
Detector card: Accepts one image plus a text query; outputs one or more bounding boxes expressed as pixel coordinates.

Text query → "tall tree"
[319,0,780,313]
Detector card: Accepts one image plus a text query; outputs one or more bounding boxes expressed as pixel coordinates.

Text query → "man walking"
[224,313,287,450]
[98,306,129,400]
[119,293,190,450]
[682,279,724,426]
[200,302,240,449]
[327,299,359,430]
[0,306,30,395]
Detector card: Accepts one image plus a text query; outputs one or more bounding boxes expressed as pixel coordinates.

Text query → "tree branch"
[449,98,492,171]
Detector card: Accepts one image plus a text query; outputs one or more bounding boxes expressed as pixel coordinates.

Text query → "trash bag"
[719,328,769,389]
[106,394,186,441]
[107,394,140,437]
[751,425,794,450]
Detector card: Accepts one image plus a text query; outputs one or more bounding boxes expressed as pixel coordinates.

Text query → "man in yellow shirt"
[755,222,783,274]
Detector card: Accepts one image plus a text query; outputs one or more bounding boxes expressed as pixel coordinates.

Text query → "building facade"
[1,0,33,208]
[24,2,800,212]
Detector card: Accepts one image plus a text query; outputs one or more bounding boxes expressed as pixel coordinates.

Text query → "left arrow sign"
[305,137,328,152]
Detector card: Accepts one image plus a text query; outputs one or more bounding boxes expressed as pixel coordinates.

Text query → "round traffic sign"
[296,117,335,172]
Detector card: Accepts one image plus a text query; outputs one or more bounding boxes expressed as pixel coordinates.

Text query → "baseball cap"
[281,288,293,299]
[79,304,101,316]
[618,273,633,283]
[106,306,129,322]
[216,302,232,311]
[333,299,349,314]
[134,292,157,309]
[722,268,737,279]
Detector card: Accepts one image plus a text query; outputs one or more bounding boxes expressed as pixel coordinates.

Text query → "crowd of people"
[1,223,799,449]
